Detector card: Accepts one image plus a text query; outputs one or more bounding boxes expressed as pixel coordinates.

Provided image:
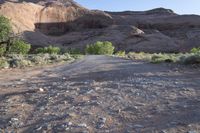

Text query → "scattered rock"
[78,123,87,128]
[39,88,44,92]
[133,124,144,128]
[160,130,168,133]
[96,117,107,129]
[9,118,23,128]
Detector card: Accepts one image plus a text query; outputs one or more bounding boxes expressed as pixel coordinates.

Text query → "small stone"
[96,117,107,129]
[52,82,58,86]
[67,122,73,126]
[69,113,77,118]
[39,88,44,92]
[87,90,94,94]
[11,118,19,121]
[95,87,100,91]
[39,107,45,111]
[84,82,89,85]
[20,79,26,82]
[36,126,42,131]
[136,92,140,96]
[96,123,104,129]
[170,121,177,125]
[78,123,87,128]
[133,124,144,128]
[99,117,106,123]
[62,77,66,80]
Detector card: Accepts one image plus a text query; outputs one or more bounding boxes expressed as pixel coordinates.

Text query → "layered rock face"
[0,1,200,52]
[0,0,112,35]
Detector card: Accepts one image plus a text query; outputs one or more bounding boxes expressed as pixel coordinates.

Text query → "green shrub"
[0,46,6,56]
[35,45,60,54]
[115,51,126,57]
[127,52,153,61]
[29,54,49,64]
[0,15,12,42]
[85,41,114,55]
[66,48,82,54]
[9,59,32,68]
[151,54,177,63]
[8,40,31,54]
[190,47,200,53]
[0,59,9,68]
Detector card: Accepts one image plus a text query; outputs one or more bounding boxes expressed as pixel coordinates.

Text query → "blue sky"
[74,0,200,15]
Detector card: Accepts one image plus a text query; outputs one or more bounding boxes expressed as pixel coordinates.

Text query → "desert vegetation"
[85,41,115,55]
[84,40,200,65]
[35,45,60,54]
[127,48,200,65]
[0,15,79,69]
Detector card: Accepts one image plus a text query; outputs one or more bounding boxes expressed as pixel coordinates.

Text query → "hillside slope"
[0,0,200,52]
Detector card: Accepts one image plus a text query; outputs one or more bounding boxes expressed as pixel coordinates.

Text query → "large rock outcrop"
[0,0,113,35]
[1,1,200,52]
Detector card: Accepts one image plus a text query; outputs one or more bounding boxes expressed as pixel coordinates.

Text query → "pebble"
[67,122,73,126]
[133,124,144,128]
[78,123,87,128]
[20,79,26,82]
[39,88,44,92]
[96,117,107,129]
[36,126,42,131]
[87,90,95,94]
[11,118,19,121]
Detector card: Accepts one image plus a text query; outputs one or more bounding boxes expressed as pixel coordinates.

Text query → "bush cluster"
[0,46,6,56]
[0,40,31,56]
[85,41,114,55]
[115,51,126,57]
[8,40,31,55]
[35,46,60,54]
[190,47,200,54]
[128,51,200,65]
[0,54,74,69]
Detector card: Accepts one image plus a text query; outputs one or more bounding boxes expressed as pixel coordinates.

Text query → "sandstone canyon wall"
[0,0,200,52]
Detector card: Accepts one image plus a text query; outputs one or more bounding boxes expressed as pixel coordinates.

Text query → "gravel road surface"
[0,55,200,133]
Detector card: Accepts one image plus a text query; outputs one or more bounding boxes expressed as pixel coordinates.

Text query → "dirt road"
[0,55,200,133]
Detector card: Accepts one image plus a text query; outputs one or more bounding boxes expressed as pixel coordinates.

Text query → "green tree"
[0,15,12,43]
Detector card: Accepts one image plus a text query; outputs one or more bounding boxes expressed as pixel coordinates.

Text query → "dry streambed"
[0,55,200,133]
